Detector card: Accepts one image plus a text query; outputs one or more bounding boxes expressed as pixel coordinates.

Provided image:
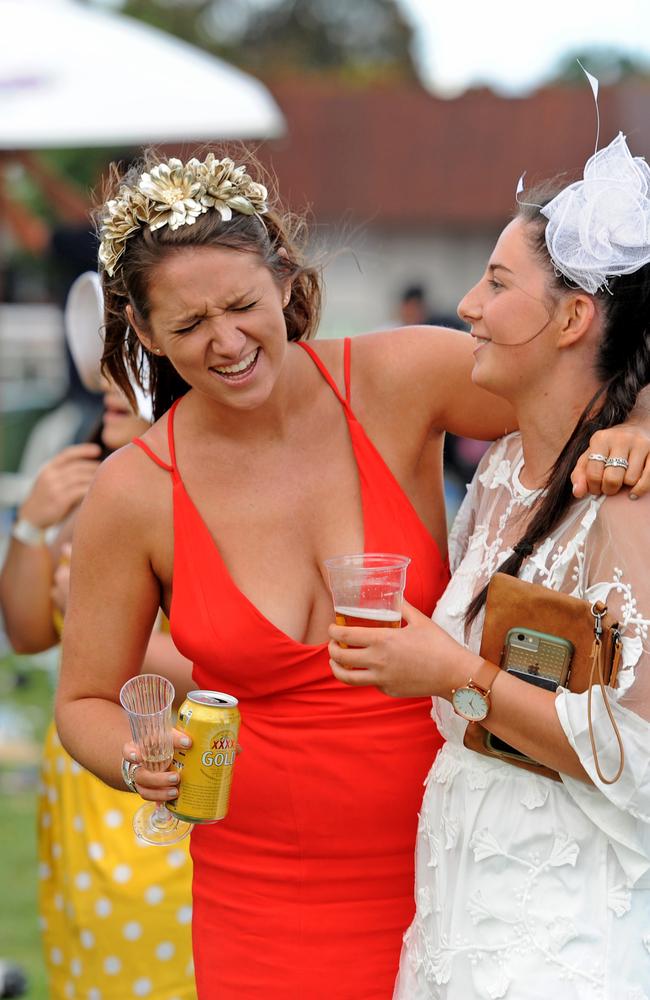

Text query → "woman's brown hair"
[465,185,650,629]
[97,148,322,420]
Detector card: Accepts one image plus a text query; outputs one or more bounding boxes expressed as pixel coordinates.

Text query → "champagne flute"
[119,673,192,845]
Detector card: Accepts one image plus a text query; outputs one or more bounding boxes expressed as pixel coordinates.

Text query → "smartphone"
[501,627,573,688]
[485,627,574,764]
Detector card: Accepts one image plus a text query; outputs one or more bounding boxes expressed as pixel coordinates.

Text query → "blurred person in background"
[397,282,462,330]
[0,152,132,444]
[0,292,196,1000]
[53,148,650,1000]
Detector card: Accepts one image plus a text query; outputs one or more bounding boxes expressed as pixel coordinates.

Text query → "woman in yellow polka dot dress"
[1,376,197,1000]
[38,716,195,1000]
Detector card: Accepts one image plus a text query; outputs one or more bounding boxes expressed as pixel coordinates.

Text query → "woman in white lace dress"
[329,133,650,999]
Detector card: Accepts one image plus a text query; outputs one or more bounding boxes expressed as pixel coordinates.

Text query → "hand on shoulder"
[572,417,650,500]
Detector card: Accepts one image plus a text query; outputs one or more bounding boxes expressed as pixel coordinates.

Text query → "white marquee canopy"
[0,0,285,148]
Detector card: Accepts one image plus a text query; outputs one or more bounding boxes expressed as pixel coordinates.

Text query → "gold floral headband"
[98,154,269,277]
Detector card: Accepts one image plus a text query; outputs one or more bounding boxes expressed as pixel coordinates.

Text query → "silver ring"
[121,757,143,793]
[588,452,609,463]
[604,456,629,470]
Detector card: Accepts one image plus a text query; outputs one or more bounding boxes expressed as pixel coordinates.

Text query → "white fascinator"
[541,132,650,294]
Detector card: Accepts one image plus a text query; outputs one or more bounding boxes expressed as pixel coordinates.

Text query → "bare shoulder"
[597,489,650,531]
[74,441,170,545]
[312,327,473,397]
[307,330,517,442]
[315,326,471,371]
[354,326,472,372]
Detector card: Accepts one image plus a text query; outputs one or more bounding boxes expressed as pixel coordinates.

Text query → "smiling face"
[129,246,291,412]
[457,217,563,401]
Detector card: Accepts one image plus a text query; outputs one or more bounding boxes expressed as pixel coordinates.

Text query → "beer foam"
[334,606,401,623]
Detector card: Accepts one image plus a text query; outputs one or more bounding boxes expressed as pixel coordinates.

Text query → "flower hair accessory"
[98,154,268,277]
[541,132,650,294]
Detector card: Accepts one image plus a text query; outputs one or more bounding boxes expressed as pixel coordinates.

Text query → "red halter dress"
[133,340,448,999]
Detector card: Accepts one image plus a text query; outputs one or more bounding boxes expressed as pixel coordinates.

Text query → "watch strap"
[468,659,501,697]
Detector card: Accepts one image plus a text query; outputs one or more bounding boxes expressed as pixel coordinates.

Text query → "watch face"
[452,685,489,722]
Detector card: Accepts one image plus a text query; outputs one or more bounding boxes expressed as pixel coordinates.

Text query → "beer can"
[168,690,240,824]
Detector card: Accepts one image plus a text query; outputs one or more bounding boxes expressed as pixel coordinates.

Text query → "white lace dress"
[395,433,650,1000]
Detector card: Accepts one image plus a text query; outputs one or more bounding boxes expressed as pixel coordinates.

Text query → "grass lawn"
[0,655,55,999]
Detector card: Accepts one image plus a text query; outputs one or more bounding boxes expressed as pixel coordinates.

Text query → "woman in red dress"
[56,150,642,999]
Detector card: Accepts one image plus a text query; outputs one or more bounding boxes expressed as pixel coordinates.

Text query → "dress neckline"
[166,340,445,651]
[167,345,364,651]
[512,454,541,501]
[174,475,331,651]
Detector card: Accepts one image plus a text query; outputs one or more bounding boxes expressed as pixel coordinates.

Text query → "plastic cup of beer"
[324,553,410,642]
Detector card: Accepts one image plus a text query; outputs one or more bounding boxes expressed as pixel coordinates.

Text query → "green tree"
[97,0,418,82]
[551,47,650,85]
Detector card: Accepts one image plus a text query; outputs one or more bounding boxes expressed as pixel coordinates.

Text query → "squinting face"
[457,218,560,400]
[134,246,291,412]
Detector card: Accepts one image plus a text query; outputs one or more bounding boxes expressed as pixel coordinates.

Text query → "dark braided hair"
[466,185,650,628]
[97,148,322,421]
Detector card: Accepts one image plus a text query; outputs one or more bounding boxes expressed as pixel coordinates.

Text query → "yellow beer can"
[168,690,241,824]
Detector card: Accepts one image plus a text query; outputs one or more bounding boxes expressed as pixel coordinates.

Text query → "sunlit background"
[2,2,650,994]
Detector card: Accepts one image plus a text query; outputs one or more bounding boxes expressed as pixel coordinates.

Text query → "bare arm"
[143,630,193,706]
[351,328,650,496]
[0,444,101,653]
[0,538,58,652]
[352,326,517,441]
[328,603,589,780]
[50,559,192,708]
[55,452,163,790]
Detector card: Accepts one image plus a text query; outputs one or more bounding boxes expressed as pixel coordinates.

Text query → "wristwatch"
[11,517,46,547]
[451,662,500,722]
[121,757,143,793]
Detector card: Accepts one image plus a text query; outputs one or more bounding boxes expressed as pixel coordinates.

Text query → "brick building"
[249,79,650,336]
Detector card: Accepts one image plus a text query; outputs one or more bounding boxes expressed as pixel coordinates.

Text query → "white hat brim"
[63,271,153,423]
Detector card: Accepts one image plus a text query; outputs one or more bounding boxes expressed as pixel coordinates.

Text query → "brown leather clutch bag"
[464,572,623,781]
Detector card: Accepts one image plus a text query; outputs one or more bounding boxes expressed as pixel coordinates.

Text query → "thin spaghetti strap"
[132,438,173,473]
[166,398,182,471]
[343,338,352,404]
[296,340,348,407]
[131,397,183,475]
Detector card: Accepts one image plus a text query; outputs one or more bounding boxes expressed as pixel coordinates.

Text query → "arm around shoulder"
[351,327,516,441]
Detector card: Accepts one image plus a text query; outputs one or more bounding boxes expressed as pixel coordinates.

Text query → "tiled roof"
[252,79,650,227]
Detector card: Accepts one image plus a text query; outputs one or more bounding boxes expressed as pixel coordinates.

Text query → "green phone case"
[501,626,574,687]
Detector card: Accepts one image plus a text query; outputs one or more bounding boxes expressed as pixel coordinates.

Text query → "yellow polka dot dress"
[38,721,197,1000]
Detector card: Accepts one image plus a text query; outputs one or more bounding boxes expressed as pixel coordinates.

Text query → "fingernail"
[630,493,639,501]
[167,788,178,798]
[180,736,191,747]
[168,773,179,784]
[129,751,138,762]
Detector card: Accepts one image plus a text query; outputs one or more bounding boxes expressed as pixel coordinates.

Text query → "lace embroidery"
[396,433,650,999]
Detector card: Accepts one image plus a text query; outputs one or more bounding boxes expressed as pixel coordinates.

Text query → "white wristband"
[11,517,47,547]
